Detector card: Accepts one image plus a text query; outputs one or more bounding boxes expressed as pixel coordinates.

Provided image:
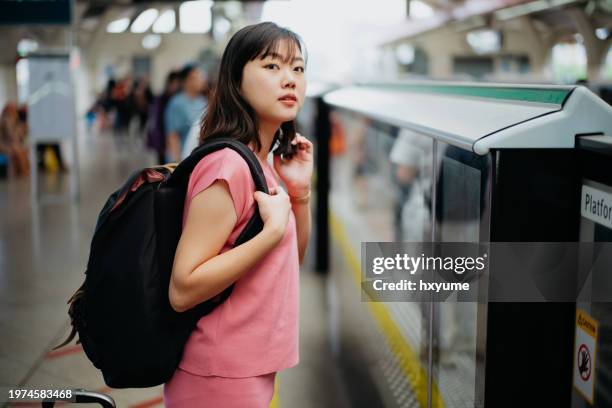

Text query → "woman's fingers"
[291,133,312,153]
[254,187,277,202]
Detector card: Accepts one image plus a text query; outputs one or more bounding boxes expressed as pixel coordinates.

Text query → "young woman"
[164,22,312,407]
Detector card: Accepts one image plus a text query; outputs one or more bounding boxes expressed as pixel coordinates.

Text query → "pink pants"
[163,368,276,408]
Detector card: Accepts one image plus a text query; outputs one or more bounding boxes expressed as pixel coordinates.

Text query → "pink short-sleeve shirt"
[178,147,300,378]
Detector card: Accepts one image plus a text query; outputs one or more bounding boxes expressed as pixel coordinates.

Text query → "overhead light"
[223,1,242,19]
[180,1,212,33]
[153,9,175,33]
[142,34,162,49]
[410,0,435,19]
[107,17,130,33]
[213,16,231,39]
[395,44,415,65]
[467,29,501,54]
[131,9,159,33]
[17,38,39,56]
[595,27,609,40]
[574,33,584,44]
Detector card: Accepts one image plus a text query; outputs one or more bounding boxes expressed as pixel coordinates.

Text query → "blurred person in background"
[181,70,216,159]
[0,102,29,177]
[111,75,134,139]
[164,65,206,162]
[93,78,116,131]
[132,75,154,134]
[147,70,180,164]
[389,128,432,242]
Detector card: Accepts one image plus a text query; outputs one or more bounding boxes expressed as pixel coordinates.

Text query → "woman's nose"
[281,69,296,89]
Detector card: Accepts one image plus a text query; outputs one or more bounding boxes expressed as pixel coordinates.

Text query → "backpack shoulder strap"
[166,137,268,246]
[166,137,268,193]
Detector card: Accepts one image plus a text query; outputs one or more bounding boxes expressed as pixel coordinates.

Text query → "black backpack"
[55,137,268,388]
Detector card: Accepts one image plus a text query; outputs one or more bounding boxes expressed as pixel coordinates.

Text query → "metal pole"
[315,97,330,273]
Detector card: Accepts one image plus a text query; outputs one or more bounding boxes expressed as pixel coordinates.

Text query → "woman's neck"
[253,120,280,163]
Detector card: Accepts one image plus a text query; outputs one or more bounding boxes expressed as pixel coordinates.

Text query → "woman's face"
[240,40,306,125]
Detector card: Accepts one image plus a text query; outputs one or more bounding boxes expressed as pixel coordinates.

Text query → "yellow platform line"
[329,211,445,408]
[269,375,279,408]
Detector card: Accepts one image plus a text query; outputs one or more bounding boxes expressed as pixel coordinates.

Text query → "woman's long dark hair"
[199,22,306,156]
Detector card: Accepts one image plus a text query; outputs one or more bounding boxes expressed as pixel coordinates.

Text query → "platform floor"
[0,129,350,407]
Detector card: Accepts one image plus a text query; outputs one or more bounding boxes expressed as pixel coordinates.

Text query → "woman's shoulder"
[187,147,255,220]
[189,147,253,193]
[193,147,250,173]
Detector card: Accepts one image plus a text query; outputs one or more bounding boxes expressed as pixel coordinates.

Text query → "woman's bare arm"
[291,199,311,265]
[169,180,284,312]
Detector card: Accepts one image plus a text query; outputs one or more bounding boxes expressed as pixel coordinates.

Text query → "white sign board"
[573,309,598,404]
[27,54,76,141]
[581,185,612,230]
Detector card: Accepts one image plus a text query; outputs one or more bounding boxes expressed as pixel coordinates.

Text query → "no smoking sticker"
[577,344,591,381]
[573,309,598,404]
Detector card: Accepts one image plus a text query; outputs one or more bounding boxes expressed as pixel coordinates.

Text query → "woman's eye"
[294,66,305,73]
[264,64,279,70]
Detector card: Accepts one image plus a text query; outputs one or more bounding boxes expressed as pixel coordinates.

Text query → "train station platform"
[1,81,611,408]
[2,0,612,406]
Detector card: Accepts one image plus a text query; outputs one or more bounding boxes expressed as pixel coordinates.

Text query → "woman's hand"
[253,186,291,242]
[273,133,313,198]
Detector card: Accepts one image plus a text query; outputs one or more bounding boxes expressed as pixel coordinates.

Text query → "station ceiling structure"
[381,0,612,45]
[0,0,611,66]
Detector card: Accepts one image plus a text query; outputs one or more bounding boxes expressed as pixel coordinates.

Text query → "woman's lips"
[278,93,297,107]
[279,98,297,106]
